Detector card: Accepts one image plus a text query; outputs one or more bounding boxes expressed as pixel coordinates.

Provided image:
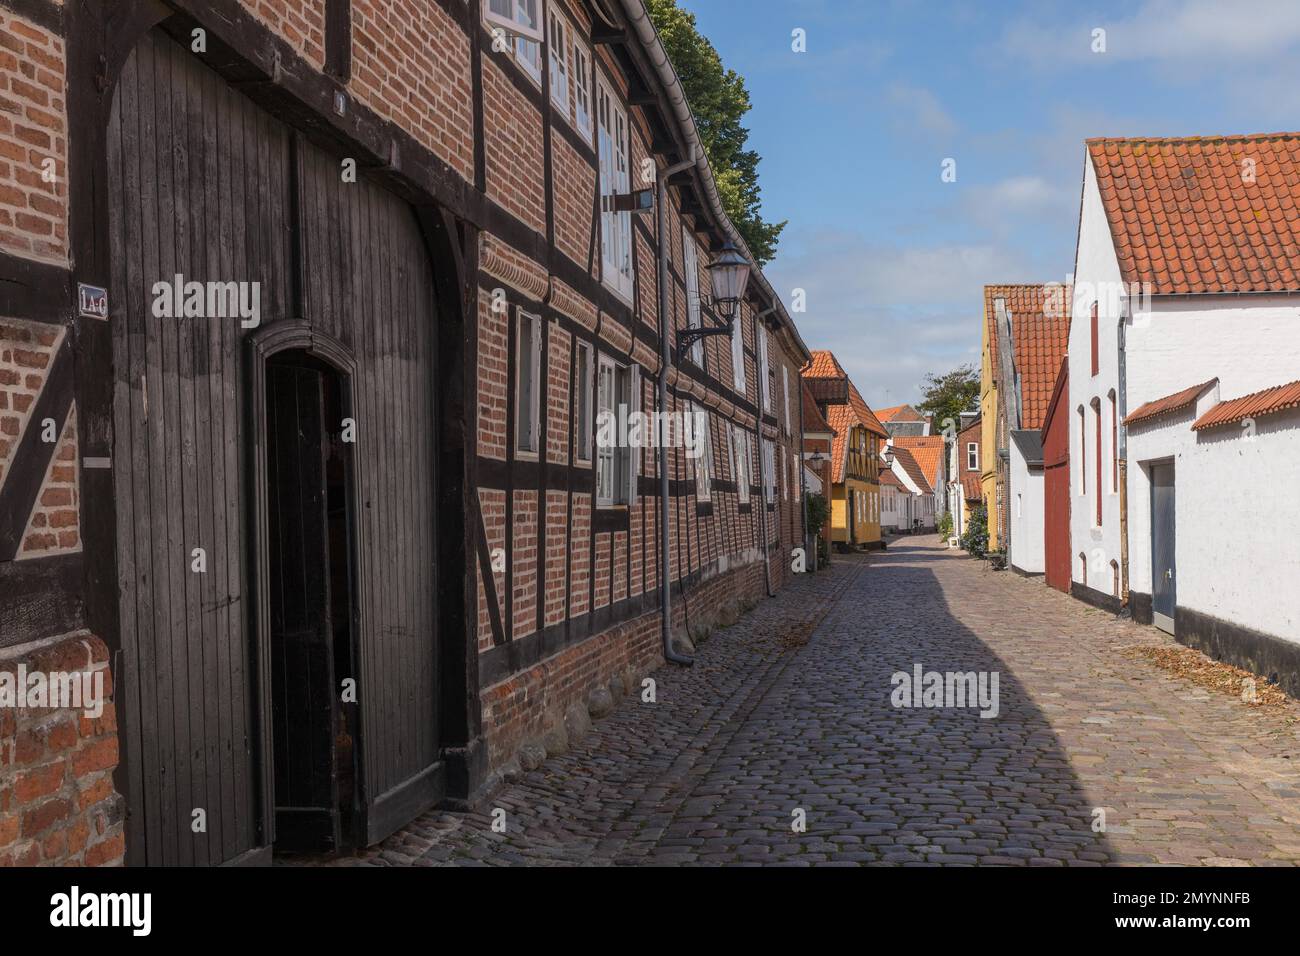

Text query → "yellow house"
[802,352,888,550]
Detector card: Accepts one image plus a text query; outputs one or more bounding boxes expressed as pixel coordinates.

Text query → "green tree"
[646,0,785,265]
[917,364,980,434]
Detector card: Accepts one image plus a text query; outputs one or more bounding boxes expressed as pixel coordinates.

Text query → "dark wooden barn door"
[108,30,292,866]
[109,29,445,865]
[295,142,442,843]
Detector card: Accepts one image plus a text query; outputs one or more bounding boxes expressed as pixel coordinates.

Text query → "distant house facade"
[879,470,908,534]
[998,285,1071,576]
[1072,134,1300,692]
[802,351,887,551]
[948,414,983,541]
[1041,359,1072,593]
[893,436,943,533]
[877,404,930,439]
[800,380,835,558]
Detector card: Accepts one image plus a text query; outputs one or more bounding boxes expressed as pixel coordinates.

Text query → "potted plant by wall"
[805,492,831,570]
[960,504,989,558]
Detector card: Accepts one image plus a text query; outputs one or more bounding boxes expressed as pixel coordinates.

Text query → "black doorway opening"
[264,350,360,853]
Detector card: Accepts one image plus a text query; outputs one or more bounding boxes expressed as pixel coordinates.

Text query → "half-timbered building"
[0,0,810,865]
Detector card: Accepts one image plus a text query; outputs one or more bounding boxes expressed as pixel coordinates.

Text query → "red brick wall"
[0,9,67,263]
[19,404,78,557]
[349,0,474,183]
[0,632,124,867]
[481,57,545,235]
[551,134,595,272]
[237,0,326,69]
[479,555,769,769]
[0,318,80,556]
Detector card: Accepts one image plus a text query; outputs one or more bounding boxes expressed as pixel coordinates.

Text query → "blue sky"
[685,0,1300,407]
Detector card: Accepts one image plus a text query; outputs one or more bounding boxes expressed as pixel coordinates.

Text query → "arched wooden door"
[108,28,443,865]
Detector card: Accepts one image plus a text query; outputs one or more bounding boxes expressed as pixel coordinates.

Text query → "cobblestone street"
[309,537,1300,867]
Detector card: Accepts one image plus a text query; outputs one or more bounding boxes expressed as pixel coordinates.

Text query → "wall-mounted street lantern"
[706,239,751,321]
[881,445,895,466]
[677,239,754,363]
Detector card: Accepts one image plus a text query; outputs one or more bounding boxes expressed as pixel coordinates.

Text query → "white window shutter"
[627,365,640,505]
[782,366,791,434]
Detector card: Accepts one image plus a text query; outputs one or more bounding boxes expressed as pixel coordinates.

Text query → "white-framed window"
[597,76,633,300]
[731,312,746,394]
[682,225,702,366]
[596,354,638,506]
[575,340,593,464]
[690,403,712,503]
[485,0,543,40]
[730,425,750,505]
[572,37,592,139]
[484,1,543,82]
[966,442,978,471]
[515,311,542,456]
[781,447,789,501]
[758,323,771,411]
[781,365,791,435]
[547,6,570,111]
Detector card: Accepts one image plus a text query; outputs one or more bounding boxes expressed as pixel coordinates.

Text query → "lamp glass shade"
[707,241,751,312]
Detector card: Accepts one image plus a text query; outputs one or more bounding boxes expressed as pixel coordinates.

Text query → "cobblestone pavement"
[299,536,1300,866]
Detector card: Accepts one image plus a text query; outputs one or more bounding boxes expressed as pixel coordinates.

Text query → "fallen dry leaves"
[1124,643,1295,712]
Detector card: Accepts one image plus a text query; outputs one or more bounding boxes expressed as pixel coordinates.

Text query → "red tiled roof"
[879,470,906,489]
[826,405,854,484]
[876,404,926,423]
[805,350,888,481]
[1124,379,1218,426]
[800,380,832,435]
[805,350,846,379]
[847,381,889,440]
[984,285,1068,372]
[961,472,982,502]
[1193,379,1300,431]
[893,436,943,489]
[1088,134,1300,294]
[1012,286,1071,430]
[892,446,932,495]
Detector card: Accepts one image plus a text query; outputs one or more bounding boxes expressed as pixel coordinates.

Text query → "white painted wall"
[1008,444,1045,574]
[1128,396,1300,643]
[1127,295,1300,412]
[1069,150,1125,594]
[881,484,902,533]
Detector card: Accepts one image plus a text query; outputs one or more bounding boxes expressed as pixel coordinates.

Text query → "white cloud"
[884,83,959,140]
[1004,0,1300,66]
[766,227,1029,405]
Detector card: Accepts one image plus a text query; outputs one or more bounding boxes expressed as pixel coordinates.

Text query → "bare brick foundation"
[480,556,769,774]
[0,630,124,866]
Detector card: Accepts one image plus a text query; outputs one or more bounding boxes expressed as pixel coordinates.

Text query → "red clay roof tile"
[1124,379,1219,426]
[1192,379,1300,430]
[893,436,944,489]
[1088,134,1300,294]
